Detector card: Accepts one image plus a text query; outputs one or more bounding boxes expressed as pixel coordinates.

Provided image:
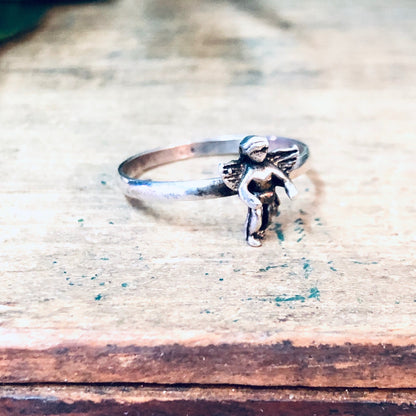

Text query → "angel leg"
[268,194,280,218]
[259,203,270,234]
[246,207,263,247]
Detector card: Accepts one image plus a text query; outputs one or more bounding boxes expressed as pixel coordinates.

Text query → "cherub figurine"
[221,135,299,247]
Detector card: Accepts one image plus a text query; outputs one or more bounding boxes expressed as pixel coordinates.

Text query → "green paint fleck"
[121,283,128,287]
[99,282,105,286]
[219,278,224,281]
[101,180,107,185]
[100,257,109,261]
[297,237,303,243]
[77,218,84,223]
[95,294,103,301]
[233,319,239,322]
[259,265,278,272]
[205,272,209,276]
[53,261,57,264]
[233,268,241,272]
[274,223,285,242]
[109,221,114,224]
[259,264,288,272]
[395,301,400,304]
[275,294,306,306]
[352,260,378,265]
[308,287,320,300]
[302,259,312,279]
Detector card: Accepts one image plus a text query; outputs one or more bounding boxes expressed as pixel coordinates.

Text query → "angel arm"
[238,168,262,209]
[270,165,298,199]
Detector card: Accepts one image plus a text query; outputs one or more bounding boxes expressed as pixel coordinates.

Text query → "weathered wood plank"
[1,385,416,416]
[0,0,415,388]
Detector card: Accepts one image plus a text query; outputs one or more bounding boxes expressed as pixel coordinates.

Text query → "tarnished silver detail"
[118,135,309,246]
[220,135,301,247]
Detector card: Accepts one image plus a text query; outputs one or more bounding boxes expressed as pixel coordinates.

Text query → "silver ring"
[118,135,310,246]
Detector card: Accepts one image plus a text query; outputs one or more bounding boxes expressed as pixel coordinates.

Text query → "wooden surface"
[0,0,415,394]
[1,385,416,416]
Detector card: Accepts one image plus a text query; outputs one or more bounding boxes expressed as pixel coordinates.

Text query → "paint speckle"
[275,287,320,306]
[109,221,114,225]
[258,264,288,272]
[259,265,278,272]
[100,257,109,261]
[121,283,128,287]
[274,223,285,242]
[233,268,241,272]
[295,218,305,242]
[352,260,378,265]
[302,258,312,279]
[308,287,320,300]
[95,294,103,301]
[219,278,224,281]
[205,272,209,276]
[328,261,337,272]
[275,294,306,306]
[99,282,105,286]
[101,180,107,185]
[314,217,323,226]
[77,218,84,223]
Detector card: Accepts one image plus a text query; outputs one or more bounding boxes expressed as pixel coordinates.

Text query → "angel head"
[239,135,269,163]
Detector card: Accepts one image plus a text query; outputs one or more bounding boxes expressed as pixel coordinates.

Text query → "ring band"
[118,135,309,202]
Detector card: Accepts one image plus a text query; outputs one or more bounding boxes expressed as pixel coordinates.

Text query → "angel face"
[239,135,269,163]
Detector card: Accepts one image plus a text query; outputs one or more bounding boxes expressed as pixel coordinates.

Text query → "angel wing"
[267,145,299,175]
[220,159,246,191]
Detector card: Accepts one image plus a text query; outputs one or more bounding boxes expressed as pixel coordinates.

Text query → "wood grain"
[1,385,416,416]
[0,0,415,389]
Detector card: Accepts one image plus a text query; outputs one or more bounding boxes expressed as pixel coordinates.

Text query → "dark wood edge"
[1,341,416,387]
[1,385,416,416]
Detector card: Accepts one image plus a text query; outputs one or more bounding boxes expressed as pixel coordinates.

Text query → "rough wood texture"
[1,385,416,416]
[0,0,415,390]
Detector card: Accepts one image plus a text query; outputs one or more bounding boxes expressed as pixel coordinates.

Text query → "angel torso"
[221,145,298,194]
[245,164,282,194]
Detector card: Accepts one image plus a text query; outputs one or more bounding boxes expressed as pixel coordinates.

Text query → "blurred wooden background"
[0,0,415,414]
